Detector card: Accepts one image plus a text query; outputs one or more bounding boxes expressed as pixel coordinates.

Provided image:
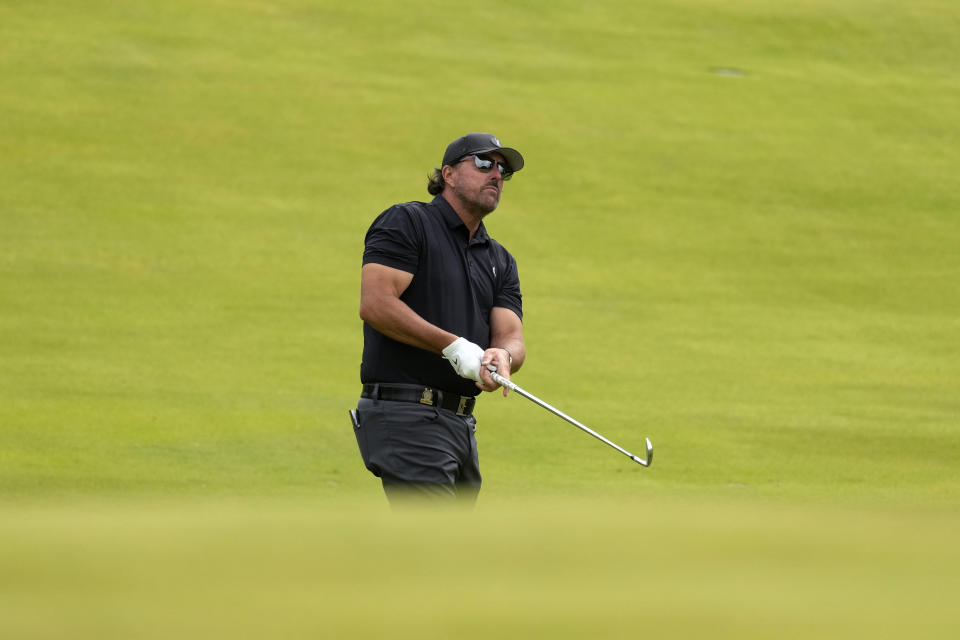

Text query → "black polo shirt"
[361,195,523,396]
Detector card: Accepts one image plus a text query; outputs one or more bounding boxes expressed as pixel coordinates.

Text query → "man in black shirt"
[354,132,526,505]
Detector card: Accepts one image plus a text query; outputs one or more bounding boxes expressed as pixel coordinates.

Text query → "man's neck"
[442,193,486,240]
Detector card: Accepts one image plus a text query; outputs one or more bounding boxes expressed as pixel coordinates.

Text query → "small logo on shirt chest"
[492,266,497,277]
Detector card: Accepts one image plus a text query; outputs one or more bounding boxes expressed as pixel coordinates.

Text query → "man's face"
[446,152,509,216]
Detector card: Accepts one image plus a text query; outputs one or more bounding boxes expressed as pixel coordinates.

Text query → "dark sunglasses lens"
[473,155,494,171]
[474,155,513,180]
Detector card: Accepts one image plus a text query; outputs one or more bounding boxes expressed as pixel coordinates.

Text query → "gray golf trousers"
[353,397,482,504]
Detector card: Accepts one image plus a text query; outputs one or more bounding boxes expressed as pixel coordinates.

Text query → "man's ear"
[441,164,457,187]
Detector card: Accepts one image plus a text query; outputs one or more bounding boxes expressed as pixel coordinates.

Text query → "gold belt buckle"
[456,396,470,416]
[419,388,434,406]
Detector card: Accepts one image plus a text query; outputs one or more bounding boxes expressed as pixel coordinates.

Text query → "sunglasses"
[460,154,513,181]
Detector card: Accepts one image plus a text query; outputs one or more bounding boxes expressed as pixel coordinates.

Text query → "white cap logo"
[491,137,501,146]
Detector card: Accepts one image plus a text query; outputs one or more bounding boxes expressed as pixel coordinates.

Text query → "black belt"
[361,383,476,417]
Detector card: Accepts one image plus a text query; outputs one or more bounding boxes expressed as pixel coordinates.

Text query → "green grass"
[2,0,959,636]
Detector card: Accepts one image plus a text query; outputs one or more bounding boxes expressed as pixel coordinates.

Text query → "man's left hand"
[477,348,512,395]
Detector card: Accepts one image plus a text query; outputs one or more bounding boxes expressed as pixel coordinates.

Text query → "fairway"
[1,0,959,637]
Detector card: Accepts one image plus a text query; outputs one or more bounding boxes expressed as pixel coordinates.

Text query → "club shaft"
[489,369,650,466]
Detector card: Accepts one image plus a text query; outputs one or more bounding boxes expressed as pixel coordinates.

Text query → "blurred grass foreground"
[1,497,959,639]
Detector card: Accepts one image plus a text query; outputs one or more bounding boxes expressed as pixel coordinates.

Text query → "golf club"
[486,365,653,467]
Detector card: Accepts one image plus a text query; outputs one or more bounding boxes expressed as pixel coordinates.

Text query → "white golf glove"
[442,337,485,382]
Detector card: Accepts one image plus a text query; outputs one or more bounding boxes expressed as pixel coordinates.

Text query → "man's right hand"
[442,337,485,382]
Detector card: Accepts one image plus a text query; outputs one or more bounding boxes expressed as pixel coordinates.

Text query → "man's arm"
[478,306,525,395]
[359,263,456,354]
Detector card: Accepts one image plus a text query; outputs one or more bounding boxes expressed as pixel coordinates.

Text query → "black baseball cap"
[441,133,525,174]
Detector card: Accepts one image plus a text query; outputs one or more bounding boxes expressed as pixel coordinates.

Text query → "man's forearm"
[361,295,456,354]
[488,307,525,374]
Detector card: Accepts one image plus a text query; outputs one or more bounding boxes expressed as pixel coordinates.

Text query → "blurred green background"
[1,0,958,637]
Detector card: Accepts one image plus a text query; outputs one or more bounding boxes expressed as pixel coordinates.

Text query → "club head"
[631,438,653,467]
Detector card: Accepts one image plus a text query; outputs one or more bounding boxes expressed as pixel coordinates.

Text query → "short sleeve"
[362,205,422,274]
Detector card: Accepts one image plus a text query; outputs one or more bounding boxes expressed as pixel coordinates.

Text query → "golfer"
[353,132,526,505]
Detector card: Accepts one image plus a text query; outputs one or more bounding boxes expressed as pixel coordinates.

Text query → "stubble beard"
[455,182,500,218]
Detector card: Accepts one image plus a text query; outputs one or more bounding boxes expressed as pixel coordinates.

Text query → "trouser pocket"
[351,405,380,477]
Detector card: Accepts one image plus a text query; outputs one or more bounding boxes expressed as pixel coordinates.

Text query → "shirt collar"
[433,196,490,244]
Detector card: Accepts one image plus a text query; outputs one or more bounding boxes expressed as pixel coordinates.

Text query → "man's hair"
[427,167,445,195]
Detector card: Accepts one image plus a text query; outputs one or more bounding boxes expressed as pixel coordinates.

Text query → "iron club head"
[631,438,654,467]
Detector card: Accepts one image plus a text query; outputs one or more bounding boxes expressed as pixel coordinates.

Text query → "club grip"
[486,364,516,390]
